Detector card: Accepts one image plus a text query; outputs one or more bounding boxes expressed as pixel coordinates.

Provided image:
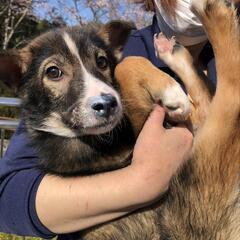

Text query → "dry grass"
[0,233,57,240]
[0,233,43,240]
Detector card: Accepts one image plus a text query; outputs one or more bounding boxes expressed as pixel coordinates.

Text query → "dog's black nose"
[91,93,118,118]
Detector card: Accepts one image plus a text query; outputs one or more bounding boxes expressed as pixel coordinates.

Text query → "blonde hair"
[144,0,177,16]
[144,0,155,11]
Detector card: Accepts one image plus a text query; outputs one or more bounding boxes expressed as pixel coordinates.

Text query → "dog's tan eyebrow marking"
[62,32,89,75]
[63,32,90,74]
[63,32,81,62]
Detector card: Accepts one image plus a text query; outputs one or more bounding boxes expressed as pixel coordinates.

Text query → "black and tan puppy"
[0,20,191,239]
[0,21,190,176]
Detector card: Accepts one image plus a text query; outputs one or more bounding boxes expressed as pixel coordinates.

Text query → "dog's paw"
[161,83,191,122]
[191,0,231,20]
[154,33,176,65]
[191,0,238,49]
[154,33,193,73]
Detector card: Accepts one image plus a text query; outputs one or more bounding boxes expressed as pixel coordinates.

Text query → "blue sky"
[33,0,152,27]
[34,0,94,25]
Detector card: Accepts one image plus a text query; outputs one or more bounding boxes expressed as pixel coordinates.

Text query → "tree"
[0,0,64,50]
[1,0,32,50]
[0,0,152,51]
[32,0,152,28]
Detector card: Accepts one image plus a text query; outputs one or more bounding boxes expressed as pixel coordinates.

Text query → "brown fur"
[79,1,240,239]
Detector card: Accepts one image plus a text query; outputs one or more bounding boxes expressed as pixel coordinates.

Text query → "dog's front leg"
[115,56,191,135]
[191,0,240,130]
[154,34,213,130]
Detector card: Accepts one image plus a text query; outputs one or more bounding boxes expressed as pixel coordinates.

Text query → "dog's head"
[0,21,135,137]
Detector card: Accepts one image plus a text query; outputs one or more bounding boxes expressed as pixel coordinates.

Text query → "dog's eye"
[96,56,108,70]
[46,66,63,80]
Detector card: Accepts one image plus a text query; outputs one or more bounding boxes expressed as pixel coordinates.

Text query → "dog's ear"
[100,20,136,60]
[0,48,31,93]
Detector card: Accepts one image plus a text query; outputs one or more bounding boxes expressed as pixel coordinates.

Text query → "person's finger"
[147,105,165,126]
[137,105,166,138]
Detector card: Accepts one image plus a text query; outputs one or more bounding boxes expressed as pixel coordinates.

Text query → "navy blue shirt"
[123,16,216,84]
[0,16,216,239]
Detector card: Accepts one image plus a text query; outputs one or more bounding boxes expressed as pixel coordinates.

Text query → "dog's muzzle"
[61,92,122,135]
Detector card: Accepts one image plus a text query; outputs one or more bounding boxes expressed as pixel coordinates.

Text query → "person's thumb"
[143,105,165,130]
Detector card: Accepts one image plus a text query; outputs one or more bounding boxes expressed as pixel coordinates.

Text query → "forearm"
[36,167,147,234]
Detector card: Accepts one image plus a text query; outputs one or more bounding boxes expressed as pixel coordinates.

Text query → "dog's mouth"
[79,116,122,135]
[32,113,122,138]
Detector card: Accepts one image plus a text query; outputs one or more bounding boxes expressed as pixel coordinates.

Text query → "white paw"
[162,84,191,121]
[154,33,176,64]
[154,33,192,72]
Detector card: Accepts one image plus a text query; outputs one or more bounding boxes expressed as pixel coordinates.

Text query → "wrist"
[124,163,169,205]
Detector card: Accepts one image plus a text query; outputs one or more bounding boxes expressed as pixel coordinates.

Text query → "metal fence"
[0,97,21,158]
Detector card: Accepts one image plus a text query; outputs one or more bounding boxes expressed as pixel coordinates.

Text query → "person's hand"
[131,105,193,203]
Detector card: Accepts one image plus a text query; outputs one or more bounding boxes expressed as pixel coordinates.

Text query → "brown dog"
[81,0,240,239]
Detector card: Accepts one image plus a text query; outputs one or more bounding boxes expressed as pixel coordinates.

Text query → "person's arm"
[36,106,193,234]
